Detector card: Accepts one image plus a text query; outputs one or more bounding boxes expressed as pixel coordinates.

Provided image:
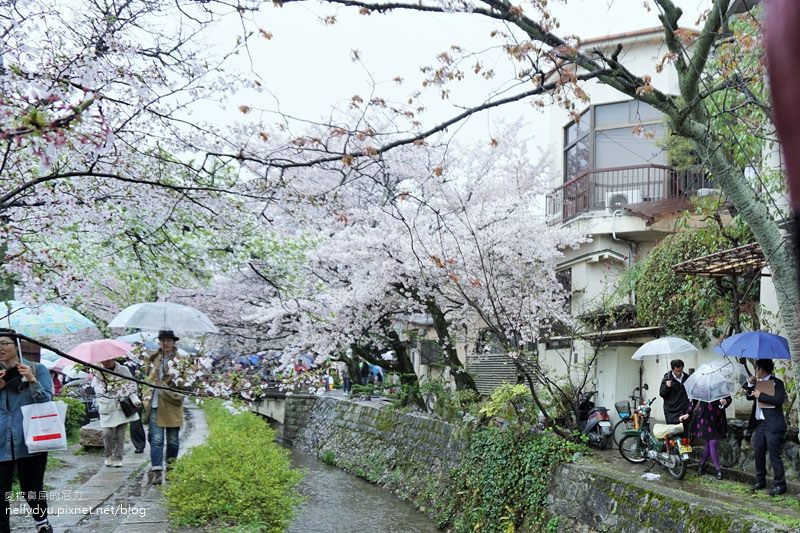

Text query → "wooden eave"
[672,242,767,278]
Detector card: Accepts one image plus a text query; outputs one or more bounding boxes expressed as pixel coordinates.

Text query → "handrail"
[553,164,676,193]
[545,164,713,224]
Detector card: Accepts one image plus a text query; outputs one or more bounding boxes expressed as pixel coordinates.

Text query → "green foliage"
[441,428,582,532]
[47,456,65,470]
[319,450,336,465]
[478,384,535,426]
[60,396,87,440]
[164,400,303,532]
[634,222,754,347]
[389,382,421,407]
[658,132,699,172]
[419,377,479,422]
[351,384,376,396]
[706,10,782,197]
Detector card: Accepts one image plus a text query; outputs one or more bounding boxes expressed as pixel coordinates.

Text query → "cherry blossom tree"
[226,125,584,422]
[0,0,271,305]
[199,0,798,422]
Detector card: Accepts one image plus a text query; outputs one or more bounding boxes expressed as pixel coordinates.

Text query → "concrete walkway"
[9,403,208,533]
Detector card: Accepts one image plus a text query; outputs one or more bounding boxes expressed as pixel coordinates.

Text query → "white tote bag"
[20,401,68,453]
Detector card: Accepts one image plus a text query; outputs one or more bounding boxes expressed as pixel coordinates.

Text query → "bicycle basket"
[615,400,631,418]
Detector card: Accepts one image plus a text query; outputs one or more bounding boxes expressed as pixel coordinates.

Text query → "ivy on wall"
[439,427,581,532]
[634,218,755,347]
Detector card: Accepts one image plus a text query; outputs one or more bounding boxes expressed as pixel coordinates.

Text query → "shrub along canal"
[286,449,439,533]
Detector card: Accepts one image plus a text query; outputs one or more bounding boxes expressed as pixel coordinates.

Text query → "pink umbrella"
[67,339,133,364]
[51,357,73,372]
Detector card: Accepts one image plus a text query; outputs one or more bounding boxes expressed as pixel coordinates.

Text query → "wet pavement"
[8,403,208,533]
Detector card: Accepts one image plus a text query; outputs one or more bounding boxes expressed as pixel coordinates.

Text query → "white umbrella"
[108,302,218,333]
[115,331,158,344]
[683,360,746,402]
[631,337,697,361]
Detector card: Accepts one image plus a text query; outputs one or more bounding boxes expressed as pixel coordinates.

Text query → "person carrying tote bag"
[91,359,139,468]
[0,329,54,533]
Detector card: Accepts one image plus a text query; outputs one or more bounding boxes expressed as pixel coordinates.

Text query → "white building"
[540,27,750,421]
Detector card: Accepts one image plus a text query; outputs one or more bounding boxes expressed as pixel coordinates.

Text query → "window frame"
[562,108,592,184]
[563,100,665,183]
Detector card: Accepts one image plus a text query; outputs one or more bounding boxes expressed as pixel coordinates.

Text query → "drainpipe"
[611,209,638,306]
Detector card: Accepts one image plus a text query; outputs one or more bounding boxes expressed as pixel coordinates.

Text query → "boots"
[697,463,707,476]
[147,469,163,485]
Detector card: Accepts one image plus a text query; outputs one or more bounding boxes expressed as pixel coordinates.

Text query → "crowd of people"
[0,328,188,533]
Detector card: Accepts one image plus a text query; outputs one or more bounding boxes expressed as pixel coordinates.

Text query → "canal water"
[287,449,440,533]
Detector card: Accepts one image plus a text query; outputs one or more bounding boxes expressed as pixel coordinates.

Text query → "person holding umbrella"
[0,329,54,533]
[680,358,746,480]
[91,356,139,467]
[680,394,732,480]
[714,331,791,495]
[69,339,141,467]
[660,359,689,424]
[745,359,787,496]
[142,330,185,485]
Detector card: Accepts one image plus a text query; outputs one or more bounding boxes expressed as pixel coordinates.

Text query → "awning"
[672,242,767,277]
[546,325,663,343]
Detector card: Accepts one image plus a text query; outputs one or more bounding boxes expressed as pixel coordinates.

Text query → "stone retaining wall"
[281,394,318,445]
[549,462,786,532]
[282,397,794,531]
[292,397,462,520]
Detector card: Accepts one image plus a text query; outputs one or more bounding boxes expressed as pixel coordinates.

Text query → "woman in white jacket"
[91,360,139,467]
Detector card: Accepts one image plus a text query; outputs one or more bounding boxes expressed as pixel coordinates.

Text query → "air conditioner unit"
[606,189,643,208]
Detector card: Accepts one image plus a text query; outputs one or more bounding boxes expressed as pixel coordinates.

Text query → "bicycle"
[612,384,648,447]
[618,397,691,480]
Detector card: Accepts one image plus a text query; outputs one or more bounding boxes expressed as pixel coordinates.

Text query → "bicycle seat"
[652,423,683,439]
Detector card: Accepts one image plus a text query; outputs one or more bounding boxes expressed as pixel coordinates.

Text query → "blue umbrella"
[713,331,791,360]
[0,300,95,337]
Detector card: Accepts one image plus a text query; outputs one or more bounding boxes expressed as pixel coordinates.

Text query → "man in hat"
[142,330,185,484]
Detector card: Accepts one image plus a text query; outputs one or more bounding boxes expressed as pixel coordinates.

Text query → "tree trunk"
[425,298,478,393]
[685,128,800,416]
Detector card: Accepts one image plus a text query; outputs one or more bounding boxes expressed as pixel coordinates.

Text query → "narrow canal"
[287,449,440,533]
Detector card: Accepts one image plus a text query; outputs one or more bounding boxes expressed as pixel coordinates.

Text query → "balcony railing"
[545,164,714,225]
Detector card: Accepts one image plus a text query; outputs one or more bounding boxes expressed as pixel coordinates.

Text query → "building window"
[564,100,666,182]
[563,109,590,183]
[418,339,445,365]
[556,268,572,314]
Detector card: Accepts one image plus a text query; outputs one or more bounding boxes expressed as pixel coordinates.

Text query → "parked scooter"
[618,397,691,479]
[578,391,613,449]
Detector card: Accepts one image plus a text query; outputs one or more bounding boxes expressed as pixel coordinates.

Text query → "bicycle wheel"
[666,452,686,480]
[619,434,646,464]
[612,419,635,447]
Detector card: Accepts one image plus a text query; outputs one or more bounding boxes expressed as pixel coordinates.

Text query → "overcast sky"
[209,0,709,149]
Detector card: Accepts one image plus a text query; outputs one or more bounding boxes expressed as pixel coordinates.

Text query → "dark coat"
[745,376,786,433]
[687,397,731,441]
[660,371,689,424]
